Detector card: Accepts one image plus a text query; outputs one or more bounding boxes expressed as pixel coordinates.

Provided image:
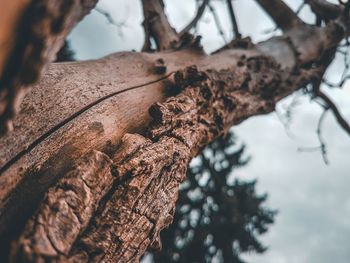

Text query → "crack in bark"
[0,73,173,176]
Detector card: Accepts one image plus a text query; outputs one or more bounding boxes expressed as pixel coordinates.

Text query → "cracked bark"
[5,48,331,262]
[1,1,350,262]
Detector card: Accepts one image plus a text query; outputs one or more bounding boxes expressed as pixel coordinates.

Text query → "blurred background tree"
[152,133,276,263]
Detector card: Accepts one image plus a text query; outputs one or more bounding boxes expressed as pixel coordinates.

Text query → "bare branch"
[180,0,209,36]
[316,108,329,164]
[316,89,350,136]
[0,0,98,135]
[323,75,350,88]
[275,93,302,138]
[141,0,180,51]
[306,0,343,21]
[208,3,228,43]
[226,0,241,39]
[94,7,126,37]
[254,0,303,31]
[298,108,329,165]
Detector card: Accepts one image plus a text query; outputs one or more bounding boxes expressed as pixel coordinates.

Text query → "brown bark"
[307,0,344,20]
[1,22,344,262]
[1,1,350,262]
[255,0,303,30]
[141,0,180,51]
[0,0,97,133]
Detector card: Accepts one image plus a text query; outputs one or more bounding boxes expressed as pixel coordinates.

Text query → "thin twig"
[316,90,350,136]
[323,75,350,88]
[324,39,350,88]
[316,108,329,164]
[208,3,228,43]
[180,0,209,36]
[94,7,126,37]
[296,0,307,14]
[275,93,301,139]
[298,108,329,165]
[254,0,303,31]
[226,0,241,39]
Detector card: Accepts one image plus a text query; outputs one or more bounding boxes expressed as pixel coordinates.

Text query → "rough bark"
[1,1,350,262]
[141,0,180,51]
[0,0,97,133]
[0,29,342,263]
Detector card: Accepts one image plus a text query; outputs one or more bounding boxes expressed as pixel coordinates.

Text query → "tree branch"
[254,0,303,31]
[306,0,343,21]
[180,0,209,36]
[208,3,228,43]
[316,90,350,136]
[0,0,98,134]
[141,0,180,51]
[226,0,241,39]
[94,7,126,37]
[298,108,329,164]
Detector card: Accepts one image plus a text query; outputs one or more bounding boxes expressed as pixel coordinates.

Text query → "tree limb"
[316,90,350,136]
[226,0,241,39]
[208,3,228,43]
[141,0,180,51]
[306,0,343,21]
[0,0,98,134]
[254,0,303,31]
[180,0,209,36]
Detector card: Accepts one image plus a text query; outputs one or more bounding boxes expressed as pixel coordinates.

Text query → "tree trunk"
[1,0,349,262]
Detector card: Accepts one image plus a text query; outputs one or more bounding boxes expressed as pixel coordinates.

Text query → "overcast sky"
[68,1,350,262]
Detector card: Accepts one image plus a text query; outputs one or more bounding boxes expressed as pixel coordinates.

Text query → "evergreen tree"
[154,133,276,263]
